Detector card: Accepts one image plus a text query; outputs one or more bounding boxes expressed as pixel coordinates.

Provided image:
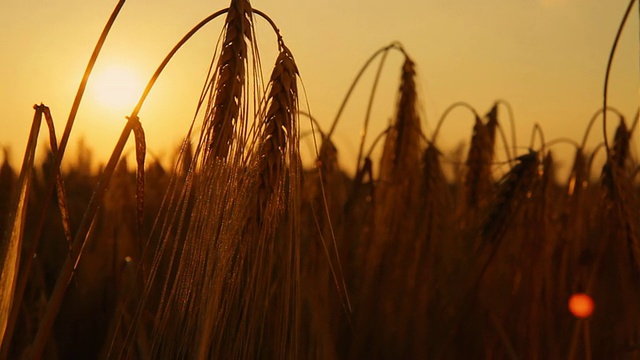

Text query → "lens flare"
[568,293,594,318]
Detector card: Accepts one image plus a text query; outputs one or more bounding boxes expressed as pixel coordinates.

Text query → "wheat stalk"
[205,0,253,160]
[351,56,427,359]
[244,41,301,359]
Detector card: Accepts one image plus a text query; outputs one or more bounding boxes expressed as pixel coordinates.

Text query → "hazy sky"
[1,0,638,176]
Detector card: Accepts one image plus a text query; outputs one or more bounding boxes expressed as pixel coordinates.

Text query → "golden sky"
[1,0,638,176]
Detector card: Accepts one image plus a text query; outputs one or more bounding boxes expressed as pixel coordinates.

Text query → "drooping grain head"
[379,57,422,180]
[394,58,422,167]
[480,150,539,244]
[611,118,630,168]
[601,123,640,279]
[464,116,493,210]
[206,0,253,159]
[257,44,299,213]
[485,104,498,147]
[602,119,631,201]
[599,137,640,348]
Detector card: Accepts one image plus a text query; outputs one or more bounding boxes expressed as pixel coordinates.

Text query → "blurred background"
[1,0,638,176]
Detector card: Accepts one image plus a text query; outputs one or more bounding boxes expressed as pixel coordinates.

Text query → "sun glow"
[90,65,144,113]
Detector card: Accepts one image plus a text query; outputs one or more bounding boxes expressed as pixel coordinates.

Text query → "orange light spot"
[569,293,594,318]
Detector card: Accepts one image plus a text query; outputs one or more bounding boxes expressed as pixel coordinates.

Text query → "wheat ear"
[206,0,253,159]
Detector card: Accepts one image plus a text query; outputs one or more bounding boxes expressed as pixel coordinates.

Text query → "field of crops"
[2,0,640,358]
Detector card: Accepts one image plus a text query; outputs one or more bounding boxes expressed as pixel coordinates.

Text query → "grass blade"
[0,106,43,346]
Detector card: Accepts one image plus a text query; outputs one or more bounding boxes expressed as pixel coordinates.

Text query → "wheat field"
[1,0,640,358]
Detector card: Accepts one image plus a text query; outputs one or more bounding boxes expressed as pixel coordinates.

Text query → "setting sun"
[89,65,143,113]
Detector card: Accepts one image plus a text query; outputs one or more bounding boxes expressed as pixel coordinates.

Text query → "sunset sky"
[1,0,638,177]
